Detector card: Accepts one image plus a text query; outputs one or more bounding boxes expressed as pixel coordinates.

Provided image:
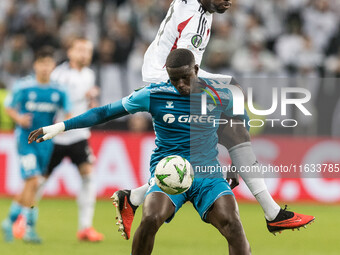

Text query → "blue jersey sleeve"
[64,100,129,131]
[4,84,23,109]
[59,90,71,113]
[121,86,150,114]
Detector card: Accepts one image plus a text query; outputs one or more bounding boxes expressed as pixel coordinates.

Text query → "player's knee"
[140,213,165,234]
[219,210,243,237]
[26,176,41,191]
[78,162,93,175]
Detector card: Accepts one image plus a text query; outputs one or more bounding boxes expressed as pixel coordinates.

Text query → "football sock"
[8,201,23,223]
[21,207,38,227]
[130,184,149,206]
[78,172,96,230]
[229,142,281,221]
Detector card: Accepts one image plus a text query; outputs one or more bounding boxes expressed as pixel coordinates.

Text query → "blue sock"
[8,201,23,223]
[22,207,38,227]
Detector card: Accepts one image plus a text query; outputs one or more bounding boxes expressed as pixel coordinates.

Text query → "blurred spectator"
[302,0,338,51]
[295,35,323,75]
[106,18,135,65]
[1,33,33,87]
[231,33,282,75]
[205,19,238,72]
[95,36,123,106]
[325,49,340,76]
[325,48,340,137]
[275,17,304,73]
[127,41,149,91]
[0,0,338,135]
[59,6,99,47]
[27,15,59,53]
[243,13,267,49]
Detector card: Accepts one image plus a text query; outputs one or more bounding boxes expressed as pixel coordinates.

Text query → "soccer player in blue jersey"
[1,47,71,243]
[28,48,251,254]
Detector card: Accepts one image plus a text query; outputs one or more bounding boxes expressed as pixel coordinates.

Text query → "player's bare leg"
[76,163,103,242]
[206,195,251,255]
[218,120,315,233]
[131,192,175,255]
[2,176,41,243]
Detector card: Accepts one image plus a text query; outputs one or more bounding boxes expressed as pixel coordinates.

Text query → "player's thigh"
[45,144,67,177]
[142,192,175,223]
[191,178,234,222]
[205,194,240,228]
[144,178,186,223]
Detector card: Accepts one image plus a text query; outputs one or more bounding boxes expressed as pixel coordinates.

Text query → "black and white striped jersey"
[142,0,213,83]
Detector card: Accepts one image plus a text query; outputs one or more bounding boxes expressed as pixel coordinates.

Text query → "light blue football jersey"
[121,78,249,178]
[5,75,71,147]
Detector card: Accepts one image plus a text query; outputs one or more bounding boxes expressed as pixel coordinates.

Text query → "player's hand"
[28,122,65,144]
[18,114,32,128]
[226,173,239,190]
[28,128,45,144]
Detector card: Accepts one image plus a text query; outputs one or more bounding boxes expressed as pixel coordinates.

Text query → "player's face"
[68,40,93,68]
[167,64,199,96]
[34,57,56,81]
[202,0,232,13]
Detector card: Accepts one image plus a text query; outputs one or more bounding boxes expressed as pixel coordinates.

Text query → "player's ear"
[194,64,199,75]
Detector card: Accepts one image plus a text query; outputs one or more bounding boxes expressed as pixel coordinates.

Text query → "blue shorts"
[146,177,233,223]
[17,140,54,180]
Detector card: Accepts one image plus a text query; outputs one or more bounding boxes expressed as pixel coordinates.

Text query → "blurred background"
[0,0,339,204]
[0,0,339,196]
[0,0,339,135]
[0,1,339,254]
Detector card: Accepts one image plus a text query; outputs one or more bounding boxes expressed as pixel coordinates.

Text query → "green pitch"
[0,198,339,255]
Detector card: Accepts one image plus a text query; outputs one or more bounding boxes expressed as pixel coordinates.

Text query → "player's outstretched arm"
[28,100,129,144]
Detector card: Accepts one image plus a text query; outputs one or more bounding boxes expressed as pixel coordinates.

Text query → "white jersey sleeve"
[142,0,213,83]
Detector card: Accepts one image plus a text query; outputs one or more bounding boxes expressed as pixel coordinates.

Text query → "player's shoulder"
[148,81,178,95]
[54,61,70,73]
[48,80,67,93]
[200,76,234,88]
[12,75,37,92]
[173,0,204,15]
[81,65,95,78]
[199,76,235,101]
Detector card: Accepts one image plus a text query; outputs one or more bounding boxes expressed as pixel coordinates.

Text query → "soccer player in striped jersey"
[28,48,252,255]
[112,0,315,239]
[1,47,71,243]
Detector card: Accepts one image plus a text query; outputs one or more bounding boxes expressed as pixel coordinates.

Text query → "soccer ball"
[155,155,194,195]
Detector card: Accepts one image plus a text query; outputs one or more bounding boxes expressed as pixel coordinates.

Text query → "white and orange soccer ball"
[155,155,194,195]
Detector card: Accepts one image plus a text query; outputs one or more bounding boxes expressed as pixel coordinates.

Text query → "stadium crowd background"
[0,0,339,136]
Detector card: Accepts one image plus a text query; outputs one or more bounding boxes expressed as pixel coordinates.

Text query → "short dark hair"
[34,46,55,61]
[166,48,195,68]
